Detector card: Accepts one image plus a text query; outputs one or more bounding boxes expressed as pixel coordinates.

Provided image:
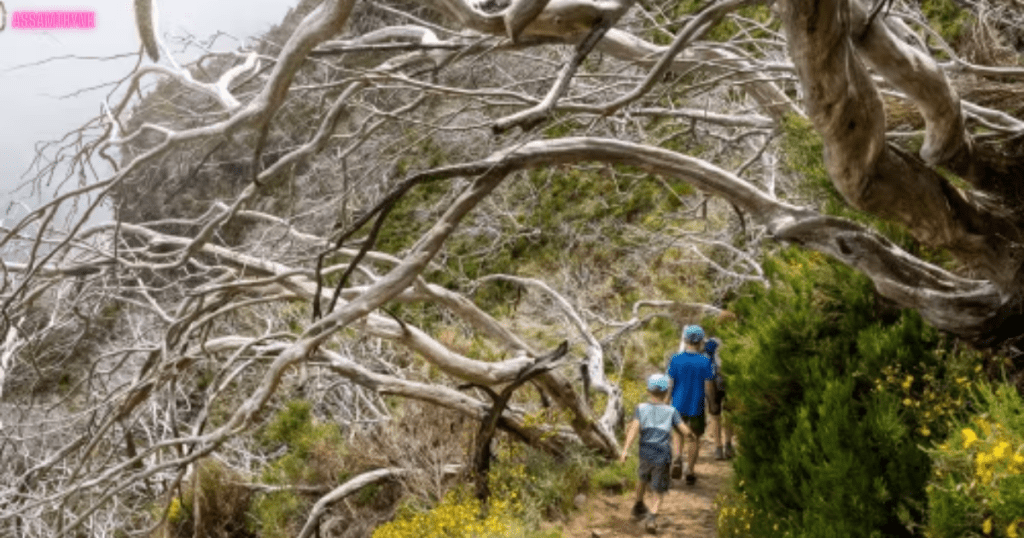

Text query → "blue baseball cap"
[683,325,705,344]
[647,374,670,392]
[647,373,671,389]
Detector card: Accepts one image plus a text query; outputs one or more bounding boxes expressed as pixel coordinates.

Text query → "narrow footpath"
[560,437,733,537]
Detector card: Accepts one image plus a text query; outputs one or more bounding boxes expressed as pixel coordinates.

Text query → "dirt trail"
[559,437,733,537]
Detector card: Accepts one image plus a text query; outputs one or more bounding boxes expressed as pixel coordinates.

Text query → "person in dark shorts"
[704,337,734,460]
[667,325,716,485]
[620,373,692,533]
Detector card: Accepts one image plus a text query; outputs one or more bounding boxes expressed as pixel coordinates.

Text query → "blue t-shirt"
[635,402,682,465]
[667,351,716,416]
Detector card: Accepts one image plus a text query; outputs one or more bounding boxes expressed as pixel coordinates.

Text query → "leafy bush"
[714,248,982,538]
[589,450,638,493]
[157,458,255,538]
[926,383,1024,538]
[251,399,352,538]
[921,0,972,44]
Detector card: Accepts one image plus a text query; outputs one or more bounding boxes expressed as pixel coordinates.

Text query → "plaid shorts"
[638,457,671,493]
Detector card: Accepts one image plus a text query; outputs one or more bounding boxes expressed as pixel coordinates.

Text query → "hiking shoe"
[724,444,735,459]
[644,514,658,534]
[685,473,697,486]
[714,446,725,460]
[631,501,649,520]
[671,458,683,479]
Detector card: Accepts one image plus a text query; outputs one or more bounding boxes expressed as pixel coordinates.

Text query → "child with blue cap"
[619,373,692,533]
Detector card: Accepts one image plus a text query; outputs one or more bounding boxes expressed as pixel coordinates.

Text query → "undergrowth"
[713,247,990,538]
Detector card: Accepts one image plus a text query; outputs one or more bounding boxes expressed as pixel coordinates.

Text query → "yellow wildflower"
[919,426,931,437]
[994,441,1010,459]
[902,376,913,390]
[963,428,978,449]
[984,517,993,535]
[1009,520,1020,538]
[903,398,913,406]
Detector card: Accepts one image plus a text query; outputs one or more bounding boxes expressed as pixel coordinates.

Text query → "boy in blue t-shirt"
[667,324,716,485]
[619,373,692,533]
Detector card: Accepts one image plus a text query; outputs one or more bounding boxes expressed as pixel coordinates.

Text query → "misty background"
[0,0,297,232]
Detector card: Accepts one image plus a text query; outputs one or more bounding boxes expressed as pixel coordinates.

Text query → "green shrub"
[157,458,255,538]
[926,383,1024,538]
[715,248,983,538]
[921,0,972,44]
[251,399,351,538]
[493,443,592,522]
[589,451,638,493]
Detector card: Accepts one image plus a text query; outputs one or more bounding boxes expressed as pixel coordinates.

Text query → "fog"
[0,0,297,230]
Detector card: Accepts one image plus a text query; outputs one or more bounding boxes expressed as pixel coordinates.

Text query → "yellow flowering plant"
[926,383,1024,538]
[372,487,524,538]
[715,482,795,538]
[872,343,982,445]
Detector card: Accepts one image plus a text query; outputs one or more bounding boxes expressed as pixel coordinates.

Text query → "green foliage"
[429,163,708,317]
[715,248,984,538]
[641,317,683,369]
[372,437,602,538]
[355,482,384,507]
[715,483,796,537]
[372,176,451,255]
[705,5,777,44]
[495,443,593,522]
[613,372,648,423]
[921,0,972,45]
[251,492,303,538]
[252,400,350,538]
[590,449,638,493]
[262,399,315,447]
[646,2,776,47]
[926,383,1024,538]
[157,458,255,538]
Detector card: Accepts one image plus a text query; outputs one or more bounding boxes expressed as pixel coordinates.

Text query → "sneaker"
[685,473,697,486]
[714,446,725,460]
[644,514,658,534]
[724,444,735,459]
[631,501,649,520]
[670,458,683,479]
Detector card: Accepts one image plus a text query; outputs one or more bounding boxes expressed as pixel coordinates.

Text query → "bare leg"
[723,412,735,457]
[635,480,647,504]
[709,413,722,449]
[687,432,700,472]
[649,491,664,514]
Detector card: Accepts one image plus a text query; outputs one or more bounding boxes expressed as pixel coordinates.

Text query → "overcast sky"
[0,0,297,227]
